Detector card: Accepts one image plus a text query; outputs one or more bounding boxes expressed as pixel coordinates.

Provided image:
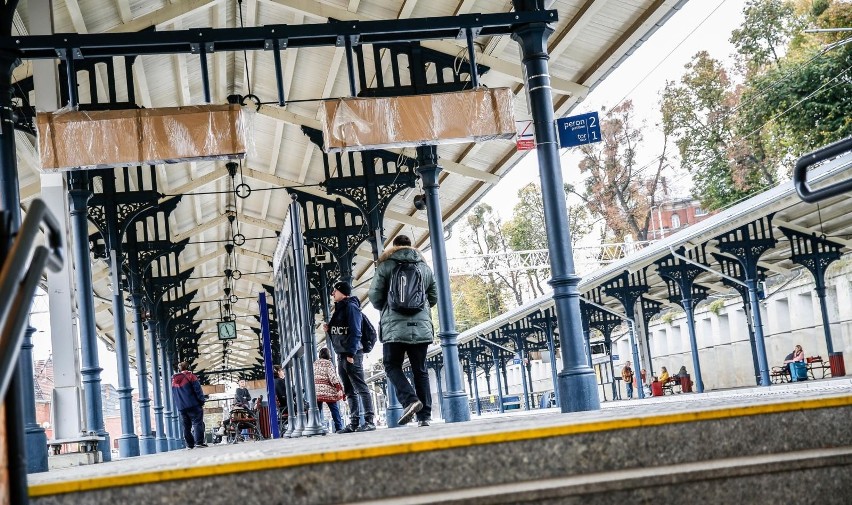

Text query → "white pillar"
[33,0,85,440]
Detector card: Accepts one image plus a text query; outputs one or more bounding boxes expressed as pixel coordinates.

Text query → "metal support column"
[146,322,167,452]
[745,279,769,386]
[416,146,469,423]
[471,361,482,416]
[0,47,48,481]
[68,173,112,461]
[127,248,154,454]
[511,7,599,413]
[385,381,403,427]
[21,324,48,472]
[107,246,139,457]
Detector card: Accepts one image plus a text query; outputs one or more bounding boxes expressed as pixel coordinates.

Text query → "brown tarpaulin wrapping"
[36,104,246,171]
[320,88,516,153]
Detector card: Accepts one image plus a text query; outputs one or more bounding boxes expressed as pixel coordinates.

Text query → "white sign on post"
[516,120,535,151]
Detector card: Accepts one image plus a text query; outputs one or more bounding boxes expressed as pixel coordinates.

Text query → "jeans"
[338,351,374,426]
[625,382,634,399]
[319,401,344,431]
[180,405,205,448]
[383,342,431,422]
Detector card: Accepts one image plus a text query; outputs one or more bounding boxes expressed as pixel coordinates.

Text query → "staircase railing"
[793,136,852,203]
[0,199,64,399]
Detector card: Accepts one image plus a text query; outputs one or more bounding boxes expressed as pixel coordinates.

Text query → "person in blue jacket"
[324,281,375,433]
[171,361,207,449]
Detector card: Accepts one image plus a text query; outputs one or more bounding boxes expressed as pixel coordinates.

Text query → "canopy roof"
[12,0,690,376]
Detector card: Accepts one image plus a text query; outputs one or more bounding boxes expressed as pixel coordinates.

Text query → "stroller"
[224,403,264,443]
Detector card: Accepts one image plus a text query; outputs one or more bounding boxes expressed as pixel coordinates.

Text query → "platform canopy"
[11,0,691,376]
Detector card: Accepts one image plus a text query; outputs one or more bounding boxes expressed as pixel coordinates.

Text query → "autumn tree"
[575,100,672,241]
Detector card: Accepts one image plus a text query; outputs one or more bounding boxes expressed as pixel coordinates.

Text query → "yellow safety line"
[29,394,852,498]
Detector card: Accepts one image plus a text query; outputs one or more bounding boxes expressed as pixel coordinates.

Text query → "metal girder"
[268,0,585,97]
[2,10,558,59]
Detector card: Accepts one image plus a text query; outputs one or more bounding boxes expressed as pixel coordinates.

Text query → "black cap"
[333,281,351,296]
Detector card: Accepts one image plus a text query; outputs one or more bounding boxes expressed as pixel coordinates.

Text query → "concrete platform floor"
[28,377,852,499]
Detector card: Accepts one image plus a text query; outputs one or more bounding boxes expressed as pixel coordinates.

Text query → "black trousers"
[383,342,431,422]
[180,405,205,448]
[338,351,374,425]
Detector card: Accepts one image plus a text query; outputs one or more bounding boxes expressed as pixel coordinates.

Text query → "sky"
[28,0,750,388]
[449,0,749,256]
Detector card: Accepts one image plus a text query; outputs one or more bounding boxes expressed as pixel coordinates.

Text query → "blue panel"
[557,112,601,148]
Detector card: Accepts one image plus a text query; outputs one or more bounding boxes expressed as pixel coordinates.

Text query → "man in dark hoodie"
[368,235,438,426]
[325,281,375,432]
[171,361,207,449]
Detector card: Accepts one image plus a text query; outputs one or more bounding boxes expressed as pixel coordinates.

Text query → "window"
[671,213,681,229]
[694,207,707,216]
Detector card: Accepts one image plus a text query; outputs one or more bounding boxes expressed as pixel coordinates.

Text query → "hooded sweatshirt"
[171,370,205,411]
[328,296,363,356]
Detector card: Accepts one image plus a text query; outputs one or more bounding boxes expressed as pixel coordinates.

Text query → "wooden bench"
[770,366,790,384]
[806,356,832,380]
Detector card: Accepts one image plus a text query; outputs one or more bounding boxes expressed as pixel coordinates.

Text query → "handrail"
[793,136,852,203]
[0,199,65,400]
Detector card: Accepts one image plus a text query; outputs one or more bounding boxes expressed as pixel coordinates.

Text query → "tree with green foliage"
[664,0,851,211]
[503,182,590,296]
[662,51,777,210]
[575,100,672,241]
[735,0,852,164]
[449,275,504,332]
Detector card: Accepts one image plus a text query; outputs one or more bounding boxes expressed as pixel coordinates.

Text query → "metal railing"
[0,199,64,399]
[793,136,852,203]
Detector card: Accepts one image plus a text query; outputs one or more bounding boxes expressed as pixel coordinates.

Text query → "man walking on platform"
[325,281,375,432]
[171,361,207,449]
[369,235,438,426]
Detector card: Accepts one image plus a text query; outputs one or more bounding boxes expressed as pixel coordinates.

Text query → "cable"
[238,0,252,96]
[607,0,731,114]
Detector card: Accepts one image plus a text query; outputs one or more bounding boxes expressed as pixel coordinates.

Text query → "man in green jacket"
[368,235,438,426]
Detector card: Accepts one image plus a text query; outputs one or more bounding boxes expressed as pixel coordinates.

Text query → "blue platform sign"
[556,111,601,148]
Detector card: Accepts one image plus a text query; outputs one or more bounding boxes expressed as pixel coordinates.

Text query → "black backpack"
[361,315,378,353]
[387,260,426,315]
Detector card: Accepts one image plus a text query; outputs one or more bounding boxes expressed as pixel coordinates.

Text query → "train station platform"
[29,379,852,504]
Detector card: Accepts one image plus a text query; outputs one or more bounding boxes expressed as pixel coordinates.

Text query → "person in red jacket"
[171,361,207,449]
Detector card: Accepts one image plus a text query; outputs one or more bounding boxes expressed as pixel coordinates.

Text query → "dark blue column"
[416,146,469,423]
[471,361,482,416]
[68,175,111,461]
[386,381,403,427]
[158,339,177,450]
[543,315,560,404]
[745,280,769,386]
[146,322,167,452]
[290,357,306,437]
[1,49,48,484]
[21,325,47,472]
[129,287,154,454]
[627,320,644,399]
[489,350,504,413]
[511,11,599,413]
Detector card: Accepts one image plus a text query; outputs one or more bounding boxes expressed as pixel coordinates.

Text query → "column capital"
[511,22,554,58]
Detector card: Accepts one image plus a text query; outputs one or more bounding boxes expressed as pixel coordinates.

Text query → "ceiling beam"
[110,0,218,33]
